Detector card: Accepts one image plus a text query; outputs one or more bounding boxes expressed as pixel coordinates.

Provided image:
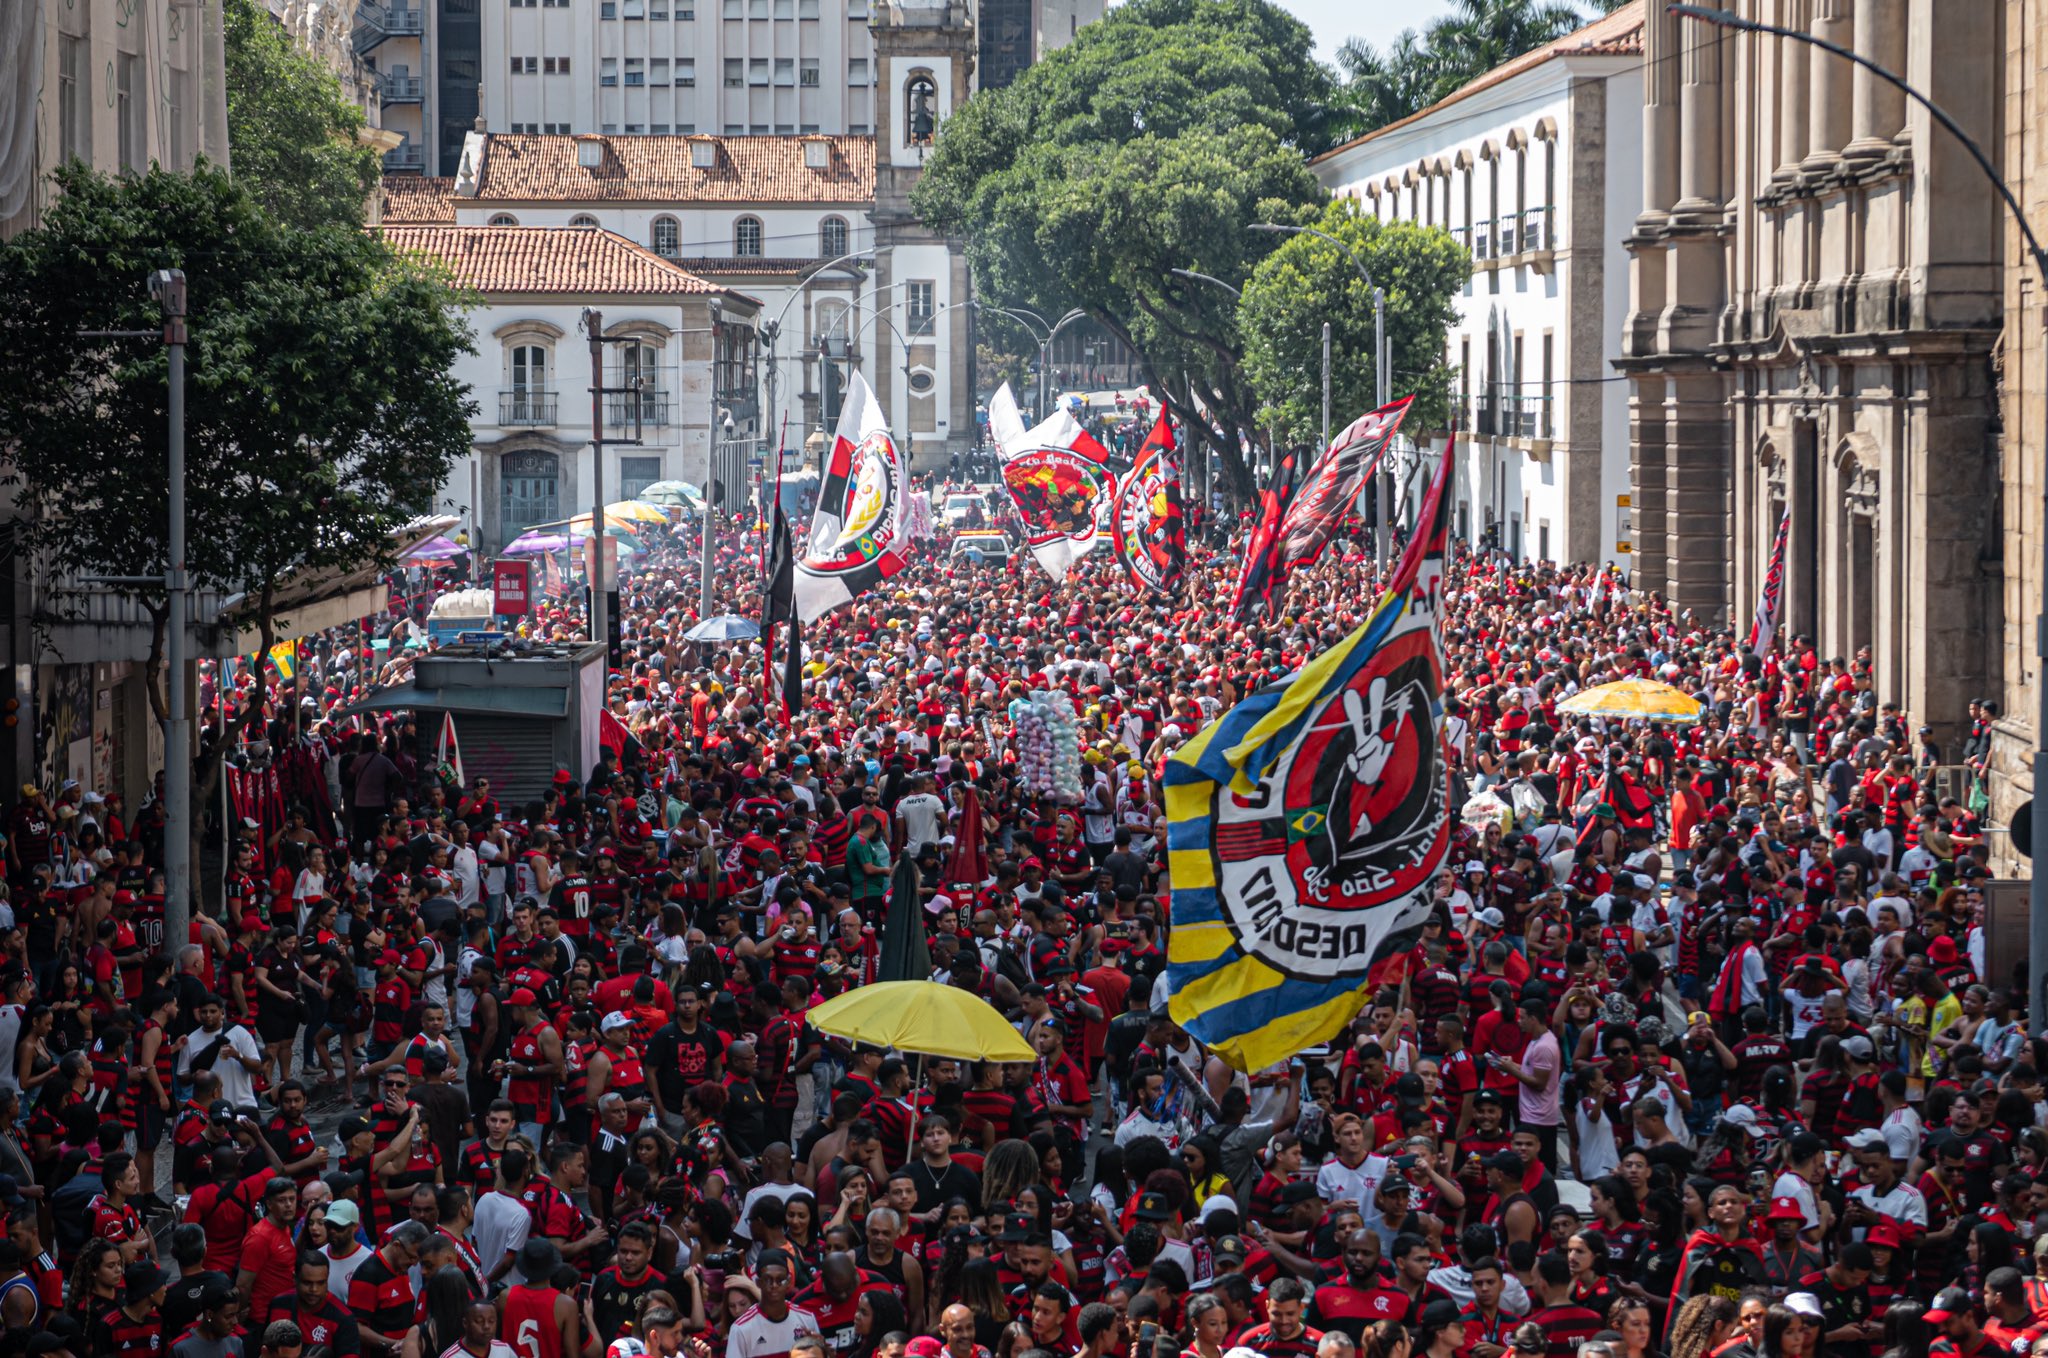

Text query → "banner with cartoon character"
[1164,436,1457,1072]
[989,383,1115,582]
[792,371,913,623]
[1109,411,1185,596]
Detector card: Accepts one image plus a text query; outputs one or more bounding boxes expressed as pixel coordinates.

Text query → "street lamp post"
[1249,221,1392,564]
[1669,1,2048,1032]
[151,270,191,960]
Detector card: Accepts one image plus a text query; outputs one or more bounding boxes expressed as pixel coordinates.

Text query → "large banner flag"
[1229,447,1308,623]
[1166,438,1458,1072]
[1747,511,1791,657]
[1279,395,1414,569]
[991,383,1115,581]
[1109,411,1185,596]
[793,371,914,623]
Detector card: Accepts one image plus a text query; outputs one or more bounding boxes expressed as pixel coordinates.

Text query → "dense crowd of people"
[0,453,2027,1358]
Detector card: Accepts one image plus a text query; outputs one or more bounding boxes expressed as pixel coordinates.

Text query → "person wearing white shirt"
[451,842,479,909]
[724,1260,819,1358]
[1862,824,1896,870]
[176,1000,265,1108]
[1841,1126,1928,1242]
[1315,1116,1390,1208]
[894,777,947,854]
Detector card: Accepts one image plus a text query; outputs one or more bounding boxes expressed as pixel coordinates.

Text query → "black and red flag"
[1278,396,1414,569]
[1229,447,1308,624]
[1109,411,1186,596]
[1230,395,1414,624]
[761,501,805,718]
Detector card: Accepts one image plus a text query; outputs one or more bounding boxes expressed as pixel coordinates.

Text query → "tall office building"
[467,0,1101,144]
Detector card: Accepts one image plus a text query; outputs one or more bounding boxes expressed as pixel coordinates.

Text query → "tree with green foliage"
[912,0,1335,506]
[1239,199,1471,445]
[1334,0,1611,138]
[0,162,474,849]
[224,0,384,231]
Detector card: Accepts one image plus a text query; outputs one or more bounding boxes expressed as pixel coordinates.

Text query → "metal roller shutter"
[436,715,558,807]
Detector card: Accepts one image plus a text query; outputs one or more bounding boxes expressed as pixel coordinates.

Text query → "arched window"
[819,216,849,258]
[652,216,681,259]
[503,343,554,425]
[734,216,764,257]
[569,213,599,228]
[489,213,519,227]
[510,344,548,391]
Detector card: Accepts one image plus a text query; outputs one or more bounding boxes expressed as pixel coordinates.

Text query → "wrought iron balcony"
[499,389,558,426]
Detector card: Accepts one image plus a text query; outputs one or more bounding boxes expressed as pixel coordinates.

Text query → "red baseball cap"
[507,988,539,1007]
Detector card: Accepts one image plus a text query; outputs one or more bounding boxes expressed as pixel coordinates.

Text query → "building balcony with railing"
[354,1,422,49]
[383,142,426,172]
[607,392,672,427]
[379,73,424,102]
[499,388,558,426]
[1465,207,1558,273]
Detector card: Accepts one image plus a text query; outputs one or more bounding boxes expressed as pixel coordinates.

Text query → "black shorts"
[136,1098,168,1146]
[257,1010,300,1045]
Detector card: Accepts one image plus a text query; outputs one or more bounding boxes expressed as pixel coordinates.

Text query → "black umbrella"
[877,849,931,983]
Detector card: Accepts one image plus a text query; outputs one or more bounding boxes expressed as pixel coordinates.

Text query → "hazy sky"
[1274,0,1462,67]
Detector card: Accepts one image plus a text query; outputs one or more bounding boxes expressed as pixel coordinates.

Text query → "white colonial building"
[385,58,977,534]
[381,218,763,553]
[1311,2,1644,568]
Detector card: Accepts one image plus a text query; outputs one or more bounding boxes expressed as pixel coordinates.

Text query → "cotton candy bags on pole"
[792,371,914,623]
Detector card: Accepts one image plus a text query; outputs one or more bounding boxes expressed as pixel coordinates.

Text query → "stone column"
[1675,10,1724,219]
[1641,0,1680,223]
[1845,0,1906,162]
[1775,0,1811,182]
[1805,0,1854,170]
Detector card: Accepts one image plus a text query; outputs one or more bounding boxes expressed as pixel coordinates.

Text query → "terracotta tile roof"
[381,175,456,224]
[1312,0,1645,161]
[474,134,875,204]
[382,225,722,295]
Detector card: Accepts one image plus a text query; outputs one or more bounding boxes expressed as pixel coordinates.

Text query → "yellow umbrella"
[1556,677,1703,724]
[607,499,671,524]
[565,511,647,536]
[804,980,1036,1063]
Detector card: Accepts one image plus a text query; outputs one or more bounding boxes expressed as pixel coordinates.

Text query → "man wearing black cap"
[1924,1287,1988,1356]
[87,1261,169,1358]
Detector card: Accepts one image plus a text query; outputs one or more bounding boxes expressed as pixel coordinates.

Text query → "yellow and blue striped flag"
[1164,437,1458,1072]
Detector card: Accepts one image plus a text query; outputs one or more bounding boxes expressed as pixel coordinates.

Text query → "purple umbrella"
[403,534,465,563]
[503,530,573,555]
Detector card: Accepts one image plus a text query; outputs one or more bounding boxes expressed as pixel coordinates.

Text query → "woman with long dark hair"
[400,1266,475,1358]
[852,1289,907,1358]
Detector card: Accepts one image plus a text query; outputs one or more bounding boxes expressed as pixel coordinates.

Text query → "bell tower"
[868,0,976,470]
